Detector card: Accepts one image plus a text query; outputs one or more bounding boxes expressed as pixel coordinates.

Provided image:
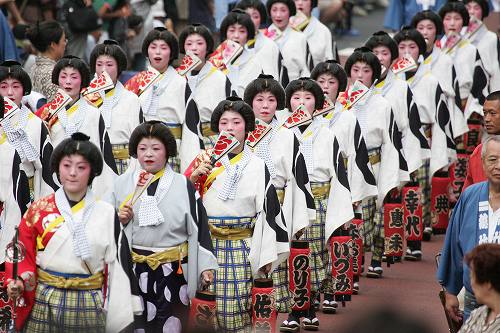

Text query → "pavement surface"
[277,234,450,333]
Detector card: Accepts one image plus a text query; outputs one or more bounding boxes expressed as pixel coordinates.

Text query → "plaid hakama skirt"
[301,182,330,295]
[361,198,385,262]
[111,143,130,175]
[133,249,189,333]
[417,160,431,228]
[201,122,218,150]
[23,282,105,333]
[209,216,255,333]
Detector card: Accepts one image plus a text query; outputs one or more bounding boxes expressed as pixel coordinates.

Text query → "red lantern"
[252,278,276,333]
[383,202,405,259]
[350,215,363,277]
[464,119,483,154]
[188,290,217,332]
[330,236,353,305]
[449,151,469,200]
[288,240,311,312]
[431,172,450,232]
[402,183,423,241]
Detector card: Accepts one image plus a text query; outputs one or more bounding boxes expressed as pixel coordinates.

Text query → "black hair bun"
[325,59,340,64]
[354,46,372,53]
[258,74,275,79]
[231,8,247,14]
[71,132,90,141]
[373,30,389,36]
[1,60,22,67]
[298,77,312,81]
[227,96,243,102]
[103,39,119,46]
[154,27,168,32]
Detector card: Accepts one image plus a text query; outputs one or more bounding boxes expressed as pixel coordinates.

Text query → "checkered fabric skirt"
[361,198,385,262]
[112,143,130,175]
[272,260,293,313]
[209,216,255,333]
[417,160,431,228]
[24,282,105,333]
[300,182,330,295]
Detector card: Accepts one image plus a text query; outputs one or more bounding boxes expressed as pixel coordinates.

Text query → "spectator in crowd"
[459,244,500,333]
[190,0,216,31]
[26,21,66,101]
[384,0,446,31]
[0,10,19,62]
[463,91,500,190]
[438,134,500,323]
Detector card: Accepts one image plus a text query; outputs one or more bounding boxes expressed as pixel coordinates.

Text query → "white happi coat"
[269,25,310,80]
[301,16,334,66]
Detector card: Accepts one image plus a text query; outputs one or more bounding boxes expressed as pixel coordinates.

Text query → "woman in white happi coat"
[0,61,57,200]
[366,32,430,175]
[276,78,353,330]
[186,98,289,332]
[125,28,201,173]
[411,10,469,138]
[210,10,264,98]
[244,74,316,314]
[6,133,135,333]
[109,121,217,332]
[179,24,232,149]
[438,2,488,119]
[464,0,500,92]
[343,49,409,278]
[235,0,290,87]
[393,28,457,259]
[312,61,378,206]
[293,0,334,67]
[40,56,118,197]
[90,40,142,175]
[267,0,311,81]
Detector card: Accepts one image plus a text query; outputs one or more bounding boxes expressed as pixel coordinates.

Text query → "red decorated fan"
[137,68,161,96]
[344,80,369,110]
[465,16,483,38]
[82,71,114,96]
[290,10,310,31]
[313,96,335,117]
[177,51,202,76]
[211,130,239,164]
[284,104,313,129]
[208,43,226,70]
[222,40,243,66]
[391,56,417,75]
[262,26,282,41]
[443,32,461,52]
[44,89,73,120]
[129,170,155,205]
[2,96,19,119]
[245,118,272,148]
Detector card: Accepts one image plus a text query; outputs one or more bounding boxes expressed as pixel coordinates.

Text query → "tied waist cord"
[201,122,216,137]
[208,216,255,240]
[310,182,331,200]
[37,269,104,290]
[275,188,285,205]
[132,242,188,271]
[367,147,381,165]
[422,123,432,139]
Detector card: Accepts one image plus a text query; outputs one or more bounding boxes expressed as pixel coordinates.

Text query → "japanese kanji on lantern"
[449,151,469,201]
[431,171,450,232]
[252,278,276,333]
[403,182,423,241]
[0,271,14,333]
[383,201,405,260]
[288,240,311,312]
[188,290,217,332]
[330,236,353,305]
[464,118,483,154]
[349,214,363,277]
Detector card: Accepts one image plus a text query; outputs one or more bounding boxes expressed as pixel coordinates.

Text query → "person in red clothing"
[463,91,500,191]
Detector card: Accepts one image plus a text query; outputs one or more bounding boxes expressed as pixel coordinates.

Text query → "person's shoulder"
[462,180,487,198]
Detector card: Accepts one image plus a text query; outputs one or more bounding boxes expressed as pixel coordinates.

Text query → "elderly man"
[438,135,500,325]
[463,91,500,190]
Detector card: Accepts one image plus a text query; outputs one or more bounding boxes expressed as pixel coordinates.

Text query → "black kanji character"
[405,215,421,237]
[254,294,272,319]
[404,189,419,215]
[435,194,449,214]
[389,208,404,228]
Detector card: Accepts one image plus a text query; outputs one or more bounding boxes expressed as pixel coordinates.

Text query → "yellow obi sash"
[310,181,330,200]
[208,216,254,240]
[132,242,188,270]
[38,269,104,290]
[368,148,381,165]
[201,122,216,137]
[164,123,182,139]
[275,188,285,205]
[112,144,129,160]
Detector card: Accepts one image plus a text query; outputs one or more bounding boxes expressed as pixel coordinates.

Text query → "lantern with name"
[402,182,423,241]
[449,151,469,201]
[431,171,450,232]
[349,214,363,277]
[384,200,405,261]
[252,278,276,333]
[288,240,311,312]
[188,290,217,332]
[330,236,353,305]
